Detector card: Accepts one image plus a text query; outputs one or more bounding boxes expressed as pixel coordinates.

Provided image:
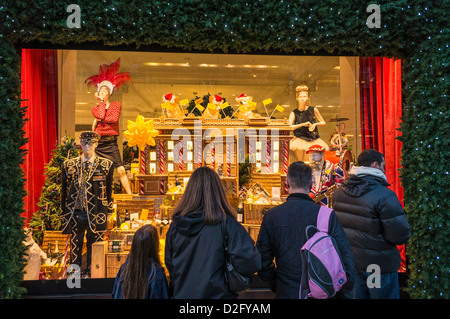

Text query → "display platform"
[133,119,293,197]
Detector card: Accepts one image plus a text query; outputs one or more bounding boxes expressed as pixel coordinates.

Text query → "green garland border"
[0,0,448,298]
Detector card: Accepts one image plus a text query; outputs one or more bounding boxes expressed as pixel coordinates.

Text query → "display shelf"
[134,121,292,197]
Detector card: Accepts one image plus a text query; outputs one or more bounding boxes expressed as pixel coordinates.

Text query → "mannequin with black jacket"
[256,161,355,299]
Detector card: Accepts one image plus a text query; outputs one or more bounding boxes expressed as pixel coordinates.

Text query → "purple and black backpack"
[299,206,347,299]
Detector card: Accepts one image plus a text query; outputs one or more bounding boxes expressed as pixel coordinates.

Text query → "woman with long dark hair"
[112,224,169,299]
[165,166,261,299]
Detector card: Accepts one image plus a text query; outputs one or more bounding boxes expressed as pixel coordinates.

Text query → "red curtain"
[359,57,405,272]
[21,49,59,223]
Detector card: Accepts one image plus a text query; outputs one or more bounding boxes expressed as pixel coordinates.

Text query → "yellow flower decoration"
[123,115,159,151]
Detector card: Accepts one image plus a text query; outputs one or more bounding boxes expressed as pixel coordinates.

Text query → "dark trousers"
[70,210,101,270]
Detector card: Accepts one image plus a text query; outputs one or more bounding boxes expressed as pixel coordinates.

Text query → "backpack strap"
[317,205,333,233]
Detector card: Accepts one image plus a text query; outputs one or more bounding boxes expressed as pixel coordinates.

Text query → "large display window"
[22,49,403,283]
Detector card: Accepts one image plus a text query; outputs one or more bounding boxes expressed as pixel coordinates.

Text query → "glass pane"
[59,50,361,155]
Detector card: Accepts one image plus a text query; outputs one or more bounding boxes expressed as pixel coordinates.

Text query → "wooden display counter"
[92,224,171,279]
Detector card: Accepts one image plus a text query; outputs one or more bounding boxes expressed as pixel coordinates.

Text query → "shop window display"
[24,49,403,281]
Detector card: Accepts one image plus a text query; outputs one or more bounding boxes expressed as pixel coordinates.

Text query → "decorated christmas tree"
[28,135,80,246]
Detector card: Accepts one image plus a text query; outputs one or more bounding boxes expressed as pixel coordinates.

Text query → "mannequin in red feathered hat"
[162,93,184,118]
[85,58,132,194]
[306,144,344,206]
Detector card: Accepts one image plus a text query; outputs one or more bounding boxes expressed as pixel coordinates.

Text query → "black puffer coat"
[332,174,410,273]
[165,210,261,299]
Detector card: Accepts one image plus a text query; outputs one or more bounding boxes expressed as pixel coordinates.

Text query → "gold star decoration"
[123,115,159,151]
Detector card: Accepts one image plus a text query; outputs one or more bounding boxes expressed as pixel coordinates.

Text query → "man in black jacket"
[256,161,355,298]
[61,131,114,278]
[332,149,410,299]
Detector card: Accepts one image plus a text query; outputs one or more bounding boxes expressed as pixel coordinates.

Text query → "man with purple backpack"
[332,149,410,299]
[256,161,356,299]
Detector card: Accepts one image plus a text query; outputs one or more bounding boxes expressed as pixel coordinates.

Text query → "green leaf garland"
[0,0,448,298]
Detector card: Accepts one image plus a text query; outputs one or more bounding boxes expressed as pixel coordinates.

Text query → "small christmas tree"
[29,135,80,245]
[186,93,234,118]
